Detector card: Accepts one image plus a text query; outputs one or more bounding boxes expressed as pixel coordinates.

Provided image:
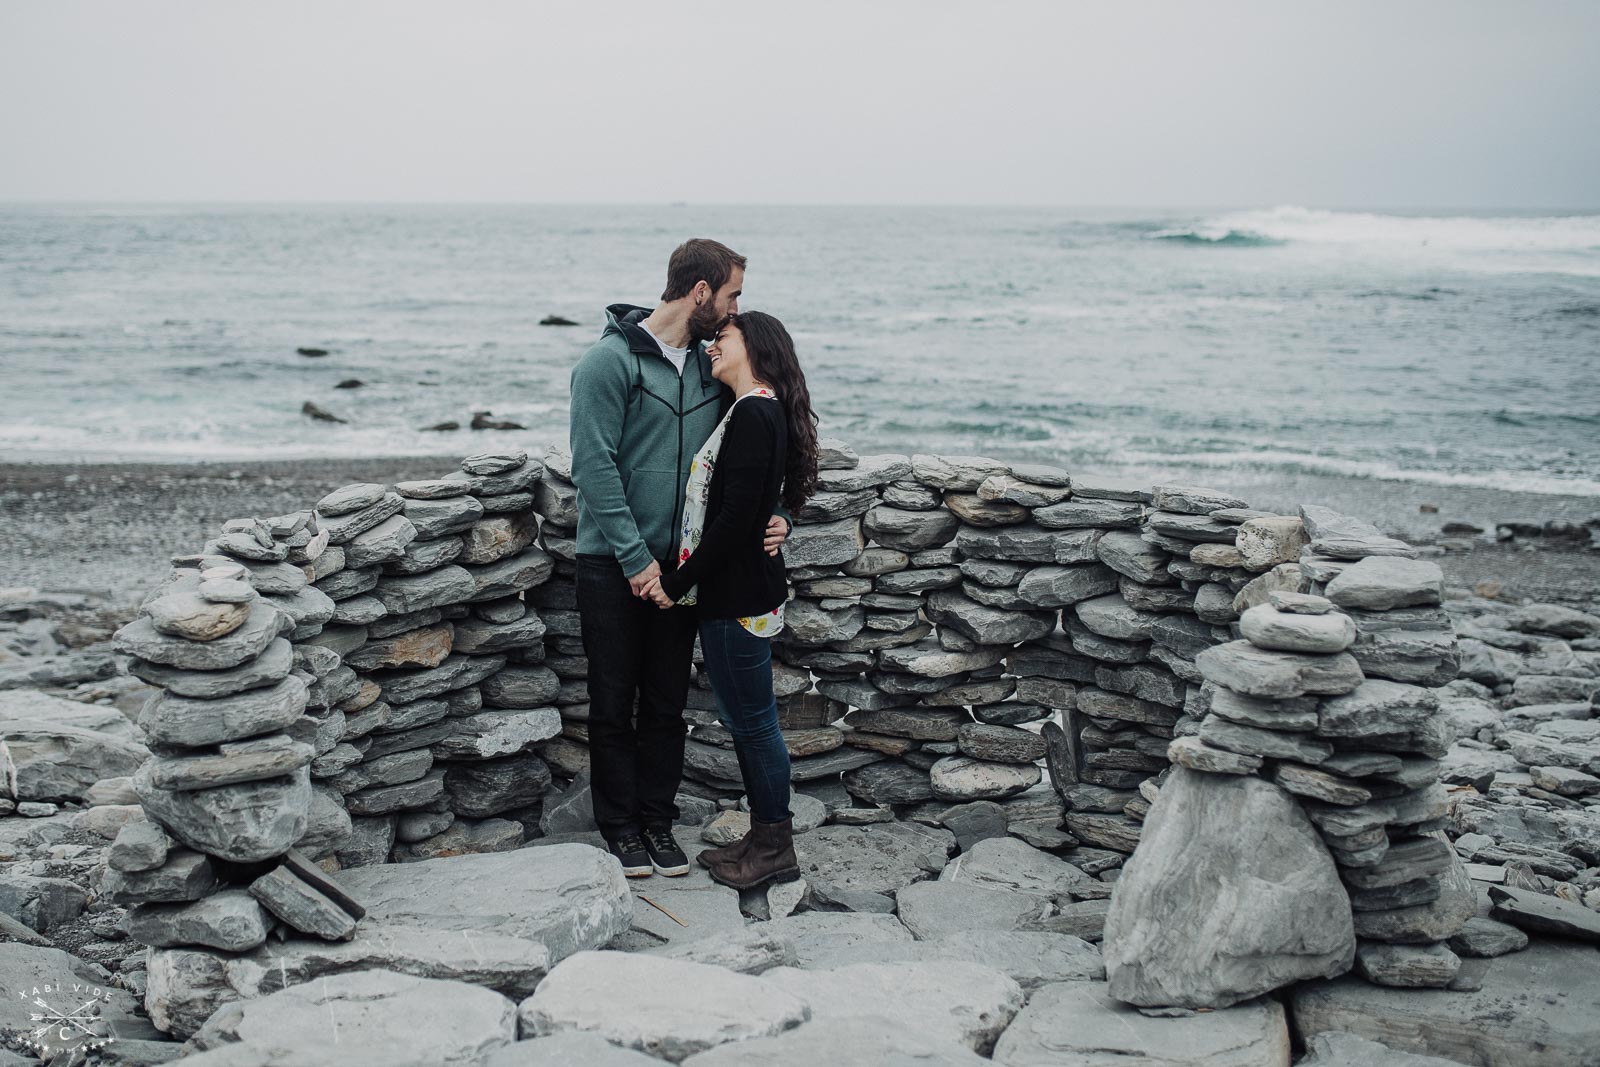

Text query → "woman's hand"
[641,575,674,609]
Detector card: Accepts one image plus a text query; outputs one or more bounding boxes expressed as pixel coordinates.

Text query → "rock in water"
[301,400,347,423]
[1103,767,1354,1008]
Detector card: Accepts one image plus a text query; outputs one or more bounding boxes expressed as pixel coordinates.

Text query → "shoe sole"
[707,866,801,891]
[652,861,691,877]
[620,864,653,878]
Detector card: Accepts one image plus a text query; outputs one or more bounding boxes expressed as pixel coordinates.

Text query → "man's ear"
[695,280,710,304]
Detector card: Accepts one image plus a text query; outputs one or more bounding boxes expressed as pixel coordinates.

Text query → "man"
[568,238,790,877]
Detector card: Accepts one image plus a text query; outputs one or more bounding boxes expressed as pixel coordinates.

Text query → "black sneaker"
[641,825,690,876]
[608,833,652,878]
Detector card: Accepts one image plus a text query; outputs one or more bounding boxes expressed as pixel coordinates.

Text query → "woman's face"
[706,323,749,385]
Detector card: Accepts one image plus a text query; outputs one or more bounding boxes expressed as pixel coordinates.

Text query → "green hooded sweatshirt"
[569,303,730,577]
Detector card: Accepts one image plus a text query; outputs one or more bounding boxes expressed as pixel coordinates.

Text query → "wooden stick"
[638,895,688,927]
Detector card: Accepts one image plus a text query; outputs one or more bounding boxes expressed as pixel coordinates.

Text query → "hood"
[602,302,653,354]
[600,302,718,395]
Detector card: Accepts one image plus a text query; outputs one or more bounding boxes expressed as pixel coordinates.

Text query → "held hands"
[627,560,662,598]
[628,561,673,609]
[630,516,787,609]
[639,574,674,609]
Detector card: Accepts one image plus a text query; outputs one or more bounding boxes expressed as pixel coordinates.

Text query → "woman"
[641,310,819,890]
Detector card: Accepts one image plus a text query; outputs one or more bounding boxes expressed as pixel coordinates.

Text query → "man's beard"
[687,301,726,344]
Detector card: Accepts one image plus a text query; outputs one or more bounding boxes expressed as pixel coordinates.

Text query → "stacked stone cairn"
[105,449,558,956]
[1102,501,1470,1007]
[106,439,1463,1016]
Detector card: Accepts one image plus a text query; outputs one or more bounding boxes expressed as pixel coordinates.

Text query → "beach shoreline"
[2,455,1595,612]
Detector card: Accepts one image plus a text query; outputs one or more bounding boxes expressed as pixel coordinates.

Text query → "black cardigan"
[658,394,789,618]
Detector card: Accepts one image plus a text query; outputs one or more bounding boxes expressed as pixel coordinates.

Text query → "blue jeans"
[698,617,792,823]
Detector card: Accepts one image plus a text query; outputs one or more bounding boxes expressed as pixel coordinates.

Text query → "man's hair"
[660,238,747,302]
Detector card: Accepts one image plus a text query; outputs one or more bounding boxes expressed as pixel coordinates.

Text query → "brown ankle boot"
[707,815,799,890]
[695,825,754,870]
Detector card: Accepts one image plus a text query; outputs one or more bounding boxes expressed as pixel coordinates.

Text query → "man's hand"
[640,575,674,609]
[763,515,790,557]
[628,560,662,598]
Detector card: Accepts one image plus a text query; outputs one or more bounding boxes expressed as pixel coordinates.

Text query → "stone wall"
[102,441,1465,1007]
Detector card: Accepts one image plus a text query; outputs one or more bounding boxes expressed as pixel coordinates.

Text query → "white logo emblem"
[12,979,119,1059]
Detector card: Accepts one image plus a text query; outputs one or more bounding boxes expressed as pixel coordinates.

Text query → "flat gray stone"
[1167,735,1263,774]
[896,879,1049,938]
[682,1016,988,1066]
[955,523,1073,563]
[760,960,1024,1054]
[956,722,1047,764]
[878,640,1004,677]
[518,951,810,1061]
[1292,939,1600,1067]
[1447,916,1529,958]
[1315,678,1440,740]
[817,454,911,492]
[993,981,1290,1066]
[372,565,478,614]
[1195,640,1364,699]
[1356,941,1461,987]
[1236,516,1310,571]
[1350,846,1474,944]
[929,755,1041,801]
[1296,1031,1477,1067]
[925,589,1056,645]
[764,911,915,967]
[1239,603,1356,653]
[783,515,868,567]
[1017,565,1121,608]
[133,760,311,863]
[978,474,1071,507]
[1096,529,1171,583]
[182,968,515,1066]
[1299,504,1418,560]
[1488,883,1600,943]
[1199,717,1334,763]
[100,847,219,905]
[247,865,358,939]
[145,590,252,641]
[1325,555,1444,610]
[1103,767,1354,1008]
[798,928,1103,991]
[1035,499,1142,528]
[114,598,286,670]
[125,888,270,951]
[797,822,953,895]
[911,454,1011,490]
[317,482,388,516]
[130,636,295,698]
[1,716,149,803]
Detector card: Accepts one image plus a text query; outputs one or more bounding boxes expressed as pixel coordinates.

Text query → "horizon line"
[3,198,1600,214]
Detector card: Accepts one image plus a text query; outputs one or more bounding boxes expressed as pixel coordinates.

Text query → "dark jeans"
[576,553,698,841]
[699,616,792,823]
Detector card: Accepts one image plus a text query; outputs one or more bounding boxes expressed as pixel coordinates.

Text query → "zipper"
[672,360,686,566]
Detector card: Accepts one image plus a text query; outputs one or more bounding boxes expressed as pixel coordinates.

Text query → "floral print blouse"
[675,387,784,638]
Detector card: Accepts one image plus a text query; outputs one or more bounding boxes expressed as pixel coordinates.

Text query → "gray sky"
[2,0,1596,207]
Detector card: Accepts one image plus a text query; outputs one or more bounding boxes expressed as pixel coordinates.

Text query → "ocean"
[2,203,1598,501]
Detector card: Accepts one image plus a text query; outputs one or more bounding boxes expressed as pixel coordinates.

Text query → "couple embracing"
[567,238,818,892]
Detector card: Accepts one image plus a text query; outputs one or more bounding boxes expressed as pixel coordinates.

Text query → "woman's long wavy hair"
[730,310,818,514]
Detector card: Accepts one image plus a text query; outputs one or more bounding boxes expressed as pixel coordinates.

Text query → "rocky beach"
[1,446,1596,1066]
